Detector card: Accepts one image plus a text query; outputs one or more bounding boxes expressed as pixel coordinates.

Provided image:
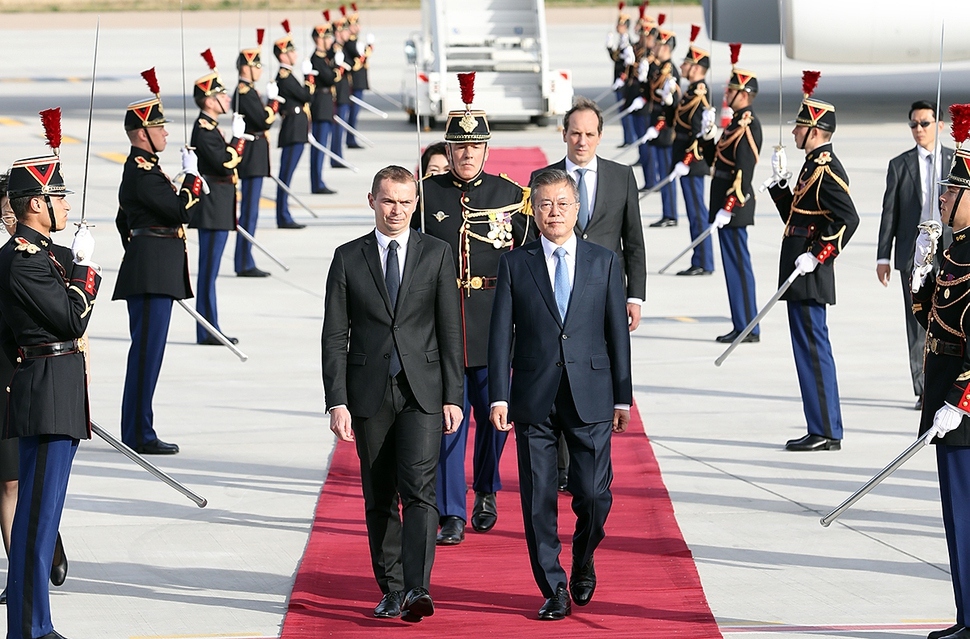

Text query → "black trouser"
[352,374,442,594]
[899,271,926,397]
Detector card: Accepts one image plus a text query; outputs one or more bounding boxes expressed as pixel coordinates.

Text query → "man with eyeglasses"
[878,100,953,410]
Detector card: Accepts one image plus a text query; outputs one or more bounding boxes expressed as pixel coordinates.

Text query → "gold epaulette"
[238,82,251,95]
[13,237,39,255]
[499,174,533,217]
[278,68,291,79]
[198,118,216,131]
[134,156,155,171]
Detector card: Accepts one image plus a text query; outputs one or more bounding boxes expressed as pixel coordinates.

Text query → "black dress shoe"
[135,439,180,455]
[676,265,712,276]
[616,142,629,149]
[0,587,6,605]
[929,624,964,639]
[311,186,337,195]
[237,267,271,278]
[347,143,364,149]
[50,533,67,587]
[569,557,596,606]
[401,587,434,622]
[471,492,497,532]
[538,586,571,620]
[331,162,351,169]
[278,221,306,229]
[436,516,465,545]
[373,590,404,618]
[916,397,924,411]
[785,434,840,451]
[198,335,239,345]
[715,329,759,344]
[38,631,68,639]
[938,628,970,639]
[648,217,677,228]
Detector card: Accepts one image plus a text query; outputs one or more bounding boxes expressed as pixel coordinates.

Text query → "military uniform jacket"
[608,34,629,82]
[769,143,859,304]
[413,171,535,368]
[233,80,277,179]
[0,224,100,440]
[345,37,370,91]
[645,59,678,147]
[189,111,244,230]
[672,79,712,178]
[114,147,198,300]
[309,51,337,123]
[914,230,970,446]
[702,106,762,227]
[331,45,352,105]
[276,66,312,148]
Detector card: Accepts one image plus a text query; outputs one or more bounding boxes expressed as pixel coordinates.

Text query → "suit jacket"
[531,158,647,301]
[488,238,633,425]
[322,230,464,419]
[878,145,954,271]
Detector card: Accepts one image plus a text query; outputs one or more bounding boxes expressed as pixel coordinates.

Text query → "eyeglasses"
[536,200,580,214]
[909,120,935,129]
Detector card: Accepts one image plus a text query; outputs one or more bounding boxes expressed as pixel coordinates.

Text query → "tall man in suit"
[489,169,632,620]
[322,166,464,622]
[878,100,953,410]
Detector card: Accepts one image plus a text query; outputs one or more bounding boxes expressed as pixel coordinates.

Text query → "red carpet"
[280,404,722,638]
[483,146,549,186]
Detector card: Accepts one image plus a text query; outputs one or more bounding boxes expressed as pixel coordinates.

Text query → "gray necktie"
[922,154,934,222]
[576,168,590,229]
[386,240,402,377]
[554,247,570,320]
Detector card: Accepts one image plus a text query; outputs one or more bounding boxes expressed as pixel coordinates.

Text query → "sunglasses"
[909,120,935,129]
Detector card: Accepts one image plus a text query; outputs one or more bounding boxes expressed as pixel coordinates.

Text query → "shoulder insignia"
[134,156,155,171]
[958,370,970,382]
[238,82,251,95]
[815,151,832,165]
[695,84,707,97]
[278,68,291,79]
[433,211,448,222]
[739,111,753,127]
[14,237,40,254]
[198,118,217,131]
[498,173,523,188]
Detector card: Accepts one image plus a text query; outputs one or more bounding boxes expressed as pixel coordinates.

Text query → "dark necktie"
[576,168,590,229]
[386,240,402,377]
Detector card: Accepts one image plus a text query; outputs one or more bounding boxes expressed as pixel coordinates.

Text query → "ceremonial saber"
[176,300,249,361]
[179,0,189,146]
[350,94,388,119]
[659,223,716,274]
[333,114,375,147]
[820,430,933,527]
[236,225,290,271]
[269,175,320,218]
[414,60,427,232]
[777,0,784,146]
[591,86,614,105]
[368,86,404,109]
[639,169,678,198]
[715,270,799,366]
[91,421,207,508]
[603,100,631,124]
[78,17,100,230]
[308,133,359,172]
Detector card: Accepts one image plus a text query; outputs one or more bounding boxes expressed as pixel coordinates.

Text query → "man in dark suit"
[488,168,632,620]
[322,165,464,622]
[878,100,953,410]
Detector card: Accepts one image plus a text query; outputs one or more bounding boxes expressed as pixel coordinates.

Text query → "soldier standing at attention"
[414,73,535,546]
[768,71,859,452]
[273,20,312,230]
[644,17,680,228]
[309,14,338,195]
[329,11,354,166]
[345,3,373,150]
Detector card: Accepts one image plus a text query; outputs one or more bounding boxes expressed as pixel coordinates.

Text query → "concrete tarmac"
[1,8,969,638]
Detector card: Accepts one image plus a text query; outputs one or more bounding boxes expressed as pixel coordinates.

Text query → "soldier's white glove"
[611,77,624,91]
[721,104,734,124]
[701,106,718,140]
[231,113,254,141]
[71,225,95,265]
[794,251,820,275]
[912,260,934,291]
[915,227,935,267]
[266,81,283,103]
[606,32,619,50]
[928,404,966,439]
[629,96,646,112]
[637,59,650,82]
[671,161,690,178]
[181,147,209,195]
[658,78,677,106]
[366,33,375,46]
[622,45,635,67]
[301,58,318,77]
[335,50,348,69]
[643,126,659,141]
[770,146,792,185]
[714,209,733,229]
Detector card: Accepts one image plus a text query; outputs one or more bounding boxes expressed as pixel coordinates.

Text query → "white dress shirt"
[374,227,409,280]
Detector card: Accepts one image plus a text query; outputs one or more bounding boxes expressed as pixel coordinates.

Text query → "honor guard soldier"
[114,68,206,455]
[767,71,859,452]
[628,6,656,194]
[274,20,312,230]
[670,25,715,276]
[1,109,101,639]
[233,28,281,278]
[607,3,635,147]
[329,11,354,164]
[191,49,249,344]
[913,103,970,639]
[345,3,373,150]
[309,13,338,195]
[703,43,763,343]
[413,73,535,545]
[644,17,680,227]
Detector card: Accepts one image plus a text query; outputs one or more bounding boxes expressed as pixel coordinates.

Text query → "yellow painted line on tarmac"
[0,117,23,126]
[97,152,128,164]
[669,316,698,323]
[259,197,275,208]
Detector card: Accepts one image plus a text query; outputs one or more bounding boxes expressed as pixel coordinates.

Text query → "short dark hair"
[909,100,938,121]
[9,196,34,222]
[371,165,416,196]
[563,96,603,134]
[530,168,578,207]
[420,142,448,177]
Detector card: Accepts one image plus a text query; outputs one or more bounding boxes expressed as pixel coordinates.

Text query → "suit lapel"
[362,234,393,316]
[395,232,423,312]
[564,241,592,326]
[904,147,920,198]
[589,158,606,226]
[526,244,563,327]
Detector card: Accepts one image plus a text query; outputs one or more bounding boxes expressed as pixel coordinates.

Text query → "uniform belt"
[784,225,816,239]
[713,170,735,180]
[202,174,234,185]
[927,337,964,357]
[130,226,185,239]
[457,277,497,291]
[19,340,79,359]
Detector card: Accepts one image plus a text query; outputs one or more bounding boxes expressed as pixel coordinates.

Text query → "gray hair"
[530,168,579,207]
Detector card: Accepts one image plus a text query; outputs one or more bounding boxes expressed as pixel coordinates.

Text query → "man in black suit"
[488,168,632,620]
[322,165,464,622]
[878,100,953,410]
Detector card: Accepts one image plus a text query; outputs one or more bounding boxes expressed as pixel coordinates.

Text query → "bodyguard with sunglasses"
[877,100,953,410]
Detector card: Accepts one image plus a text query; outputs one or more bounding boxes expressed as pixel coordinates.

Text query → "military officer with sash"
[413,73,535,545]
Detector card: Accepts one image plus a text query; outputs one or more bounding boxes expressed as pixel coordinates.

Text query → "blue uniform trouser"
[632,113,655,189]
[276,143,303,227]
[346,89,364,146]
[786,300,843,440]
[122,294,173,448]
[310,121,333,192]
[938,444,970,627]
[331,103,351,161]
[680,175,713,271]
[651,145,677,220]
[617,90,635,145]
[7,435,77,639]
[235,177,261,274]
[718,227,759,335]
[196,229,228,343]
[436,366,508,521]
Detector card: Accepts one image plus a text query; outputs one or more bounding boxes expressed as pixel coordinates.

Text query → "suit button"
[384,354,390,359]
[393,326,399,331]
[556,361,563,367]
[561,334,568,340]
[583,234,588,239]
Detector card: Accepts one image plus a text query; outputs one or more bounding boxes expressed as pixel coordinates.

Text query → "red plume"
[323,9,331,21]
[281,19,290,34]
[340,5,347,16]
[657,13,666,26]
[458,72,476,107]
[729,43,741,66]
[690,24,701,43]
[39,108,61,154]
[638,4,645,18]
[950,104,970,145]
[256,28,265,46]
[141,67,160,95]
[801,70,821,98]
[618,1,625,10]
[201,48,217,71]
[352,2,358,10]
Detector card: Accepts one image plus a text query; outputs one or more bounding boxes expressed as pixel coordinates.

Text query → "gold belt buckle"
[929,337,940,353]
[470,277,483,290]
